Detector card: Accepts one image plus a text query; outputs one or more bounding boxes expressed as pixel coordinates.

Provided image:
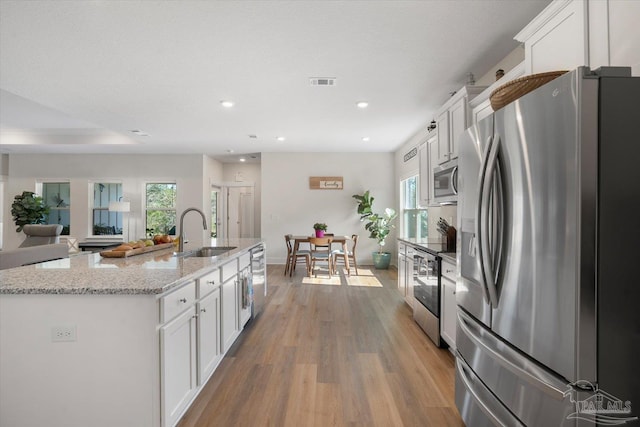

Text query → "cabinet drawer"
[221,260,238,283]
[197,269,220,298]
[239,253,250,270]
[161,281,196,323]
[442,259,456,282]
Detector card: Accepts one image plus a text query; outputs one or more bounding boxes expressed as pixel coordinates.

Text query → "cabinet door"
[398,243,407,298]
[418,142,430,206]
[404,247,415,309]
[436,110,450,164]
[449,97,467,160]
[221,276,239,353]
[238,269,252,327]
[161,306,197,427]
[197,289,221,385]
[441,277,457,350]
[428,138,438,203]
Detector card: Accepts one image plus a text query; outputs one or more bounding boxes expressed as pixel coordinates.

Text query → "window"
[210,189,218,238]
[42,182,71,235]
[145,183,176,236]
[92,183,123,236]
[401,175,428,239]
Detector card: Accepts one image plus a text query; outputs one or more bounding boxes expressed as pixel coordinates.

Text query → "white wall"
[3,154,221,251]
[261,152,395,265]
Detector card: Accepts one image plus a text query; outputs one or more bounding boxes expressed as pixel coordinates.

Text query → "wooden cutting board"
[100,242,175,258]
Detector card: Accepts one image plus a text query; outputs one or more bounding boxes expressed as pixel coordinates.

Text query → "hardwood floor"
[178,265,464,427]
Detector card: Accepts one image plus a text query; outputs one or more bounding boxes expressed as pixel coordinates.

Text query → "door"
[210,186,221,240]
[197,289,221,385]
[161,307,197,427]
[490,69,585,382]
[457,116,493,327]
[217,185,255,240]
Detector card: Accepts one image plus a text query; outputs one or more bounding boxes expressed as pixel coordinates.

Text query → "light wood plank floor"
[178,265,464,427]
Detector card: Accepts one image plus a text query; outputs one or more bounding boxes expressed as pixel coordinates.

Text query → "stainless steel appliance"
[433,159,458,205]
[412,247,443,347]
[250,243,266,319]
[455,67,640,426]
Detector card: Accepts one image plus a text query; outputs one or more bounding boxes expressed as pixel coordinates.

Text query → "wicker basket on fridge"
[489,70,568,111]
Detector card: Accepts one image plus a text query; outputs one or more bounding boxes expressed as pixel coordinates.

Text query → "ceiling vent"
[310,77,336,86]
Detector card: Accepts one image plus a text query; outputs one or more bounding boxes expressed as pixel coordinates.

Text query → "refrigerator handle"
[476,136,494,305]
[451,166,459,195]
[480,135,500,308]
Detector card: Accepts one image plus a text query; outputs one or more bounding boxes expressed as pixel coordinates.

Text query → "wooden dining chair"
[332,234,359,276]
[308,236,333,277]
[284,234,310,277]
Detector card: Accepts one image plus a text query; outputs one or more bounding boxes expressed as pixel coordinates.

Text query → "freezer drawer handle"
[457,310,566,400]
[456,358,524,427]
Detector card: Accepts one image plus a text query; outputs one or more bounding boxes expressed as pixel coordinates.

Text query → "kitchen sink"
[174,246,237,258]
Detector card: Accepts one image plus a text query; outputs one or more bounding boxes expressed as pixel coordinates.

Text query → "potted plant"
[313,222,328,237]
[11,191,50,232]
[353,190,397,269]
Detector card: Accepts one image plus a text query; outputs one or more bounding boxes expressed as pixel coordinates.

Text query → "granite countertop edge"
[0,239,263,296]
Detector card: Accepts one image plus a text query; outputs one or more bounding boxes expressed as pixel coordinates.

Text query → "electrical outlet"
[51,325,77,342]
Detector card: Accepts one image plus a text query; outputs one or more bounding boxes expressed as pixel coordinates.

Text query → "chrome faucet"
[178,207,207,252]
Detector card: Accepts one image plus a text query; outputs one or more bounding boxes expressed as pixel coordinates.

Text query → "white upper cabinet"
[434,86,486,165]
[516,0,640,75]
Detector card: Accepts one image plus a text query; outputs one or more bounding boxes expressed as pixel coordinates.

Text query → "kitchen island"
[0,238,264,427]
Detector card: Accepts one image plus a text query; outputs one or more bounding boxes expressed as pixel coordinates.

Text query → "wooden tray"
[490,70,568,111]
[100,242,175,258]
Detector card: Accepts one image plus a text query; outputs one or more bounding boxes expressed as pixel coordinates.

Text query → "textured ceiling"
[0,0,550,160]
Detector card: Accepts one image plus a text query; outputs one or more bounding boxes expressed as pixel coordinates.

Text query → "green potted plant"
[11,191,50,232]
[313,222,328,237]
[353,190,397,269]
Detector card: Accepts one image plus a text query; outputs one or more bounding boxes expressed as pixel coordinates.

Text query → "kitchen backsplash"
[427,205,457,244]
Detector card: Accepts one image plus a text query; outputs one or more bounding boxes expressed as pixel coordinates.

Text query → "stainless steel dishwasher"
[250,243,266,319]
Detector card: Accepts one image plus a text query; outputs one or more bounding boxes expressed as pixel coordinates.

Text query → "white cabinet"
[197,289,221,386]
[428,138,438,203]
[418,141,430,207]
[419,134,438,207]
[221,261,240,353]
[435,86,486,165]
[440,259,457,350]
[515,0,640,76]
[397,241,415,308]
[238,268,252,328]
[161,305,198,427]
[515,0,587,75]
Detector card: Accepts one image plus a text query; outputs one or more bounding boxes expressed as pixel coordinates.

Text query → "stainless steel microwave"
[433,159,458,204]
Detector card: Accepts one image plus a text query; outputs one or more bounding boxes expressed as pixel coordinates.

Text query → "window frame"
[38,180,71,235]
[144,182,177,237]
[399,174,428,240]
[89,181,124,238]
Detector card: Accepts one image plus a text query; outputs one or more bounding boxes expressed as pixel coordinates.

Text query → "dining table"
[291,235,352,275]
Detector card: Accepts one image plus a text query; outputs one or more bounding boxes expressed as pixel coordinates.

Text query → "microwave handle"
[451,166,458,195]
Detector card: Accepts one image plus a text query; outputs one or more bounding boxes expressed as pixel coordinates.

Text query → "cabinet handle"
[201,308,207,313]
[207,280,215,285]
[179,298,187,303]
[446,269,454,274]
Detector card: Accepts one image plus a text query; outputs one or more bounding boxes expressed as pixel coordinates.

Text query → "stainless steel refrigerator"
[455,67,640,426]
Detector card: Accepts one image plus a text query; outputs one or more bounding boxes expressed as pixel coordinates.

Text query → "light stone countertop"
[0,238,263,295]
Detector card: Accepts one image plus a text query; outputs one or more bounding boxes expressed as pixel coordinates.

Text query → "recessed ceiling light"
[276,136,286,142]
[248,134,257,139]
[226,149,234,153]
[130,130,150,137]
[362,137,371,142]
[220,100,234,108]
[239,158,246,162]
[356,101,369,109]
